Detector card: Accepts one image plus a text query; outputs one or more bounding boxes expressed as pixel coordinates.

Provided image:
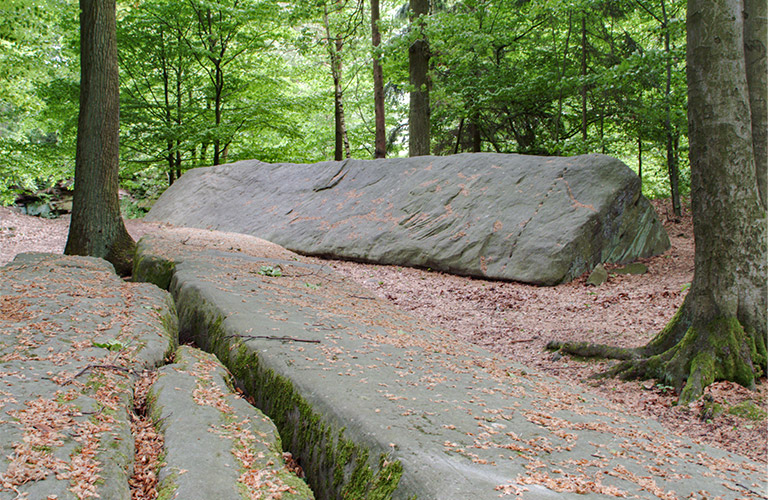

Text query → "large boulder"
[146,153,669,285]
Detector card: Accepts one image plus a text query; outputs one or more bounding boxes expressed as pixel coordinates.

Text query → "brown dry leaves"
[317,200,768,465]
[130,371,163,500]
[190,356,298,500]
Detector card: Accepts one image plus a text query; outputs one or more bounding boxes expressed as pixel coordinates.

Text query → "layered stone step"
[134,228,768,500]
[0,253,176,499]
[150,345,313,499]
[0,253,312,500]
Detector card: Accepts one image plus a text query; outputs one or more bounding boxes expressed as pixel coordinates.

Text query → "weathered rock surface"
[134,229,765,500]
[150,346,314,499]
[146,153,670,285]
[0,253,176,499]
[0,253,312,500]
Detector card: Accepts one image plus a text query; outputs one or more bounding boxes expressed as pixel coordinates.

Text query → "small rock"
[614,262,648,275]
[586,264,608,286]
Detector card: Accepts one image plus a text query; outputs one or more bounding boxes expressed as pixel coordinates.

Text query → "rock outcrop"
[133,229,765,499]
[0,253,313,500]
[146,153,669,285]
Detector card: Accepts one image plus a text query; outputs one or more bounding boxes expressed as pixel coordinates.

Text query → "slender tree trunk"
[554,10,572,150]
[323,4,351,161]
[662,0,681,217]
[213,65,223,165]
[167,146,175,185]
[637,134,643,183]
[580,14,588,151]
[470,116,481,152]
[337,36,351,160]
[454,117,464,154]
[175,43,183,180]
[371,0,386,158]
[409,0,430,156]
[160,28,175,186]
[65,0,135,276]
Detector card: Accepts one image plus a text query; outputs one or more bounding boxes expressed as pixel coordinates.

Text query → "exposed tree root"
[548,299,767,404]
[545,341,639,360]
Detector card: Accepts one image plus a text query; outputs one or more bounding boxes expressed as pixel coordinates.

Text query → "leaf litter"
[0,198,765,499]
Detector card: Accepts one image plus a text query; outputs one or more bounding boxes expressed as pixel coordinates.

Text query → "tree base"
[549,307,767,404]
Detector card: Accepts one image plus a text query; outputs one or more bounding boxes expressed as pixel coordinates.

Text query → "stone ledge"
[0,253,312,500]
[0,253,176,499]
[133,229,767,500]
[150,345,313,499]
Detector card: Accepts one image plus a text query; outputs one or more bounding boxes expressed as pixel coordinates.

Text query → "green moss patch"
[727,401,767,421]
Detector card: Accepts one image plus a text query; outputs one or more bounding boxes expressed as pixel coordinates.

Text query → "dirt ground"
[0,200,765,465]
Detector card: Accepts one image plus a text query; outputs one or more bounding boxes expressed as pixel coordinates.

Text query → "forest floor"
[0,199,765,465]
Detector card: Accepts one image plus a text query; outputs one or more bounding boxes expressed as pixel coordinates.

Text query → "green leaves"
[258,265,282,277]
[92,339,127,351]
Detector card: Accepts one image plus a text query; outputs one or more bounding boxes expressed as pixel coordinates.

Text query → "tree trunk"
[371,0,386,159]
[213,66,223,165]
[470,116,481,152]
[554,10,572,150]
[323,4,351,161]
[549,0,767,404]
[662,0,682,217]
[580,14,588,151]
[744,0,767,209]
[409,0,430,157]
[65,0,135,276]
[669,0,765,400]
[637,134,643,183]
[453,117,464,154]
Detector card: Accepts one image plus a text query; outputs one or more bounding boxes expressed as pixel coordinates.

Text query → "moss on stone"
[187,309,404,500]
[135,248,406,498]
[156,471,179,500]
[132,241,177,289]
[368,454,405,500]
[727,401,767,421]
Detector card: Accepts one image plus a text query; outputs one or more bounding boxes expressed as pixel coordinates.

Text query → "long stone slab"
[0,253,313,500]
[150,345,314,499]
[0,253,176,499]
[145,153,670,285]
[133,229,767,500]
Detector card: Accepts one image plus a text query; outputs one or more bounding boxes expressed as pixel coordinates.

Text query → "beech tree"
[552,0,767,403]
[408,0,430,156]
[371,0,386,158]
[65,0,135,275]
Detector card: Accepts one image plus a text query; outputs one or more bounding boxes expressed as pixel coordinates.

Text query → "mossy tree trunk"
[65,0,135,276]
[551,0,767,404]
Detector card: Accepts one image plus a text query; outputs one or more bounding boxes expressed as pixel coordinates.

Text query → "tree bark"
[323,3,351,161]
[371,0,386,159]
[580,14,588,151]
[409,0,430,157]
[675,0,767,400]
[65,0,135,276]
[549,0,767,403]
[744,0,767,209]
[662,0,682,217]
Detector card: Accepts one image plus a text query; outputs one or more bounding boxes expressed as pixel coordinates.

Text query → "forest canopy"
[0,0,689,210]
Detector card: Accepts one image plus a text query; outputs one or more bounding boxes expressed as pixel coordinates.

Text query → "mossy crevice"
[170,293,403,500]
[133,244,408,498]
[132,246,177,290]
